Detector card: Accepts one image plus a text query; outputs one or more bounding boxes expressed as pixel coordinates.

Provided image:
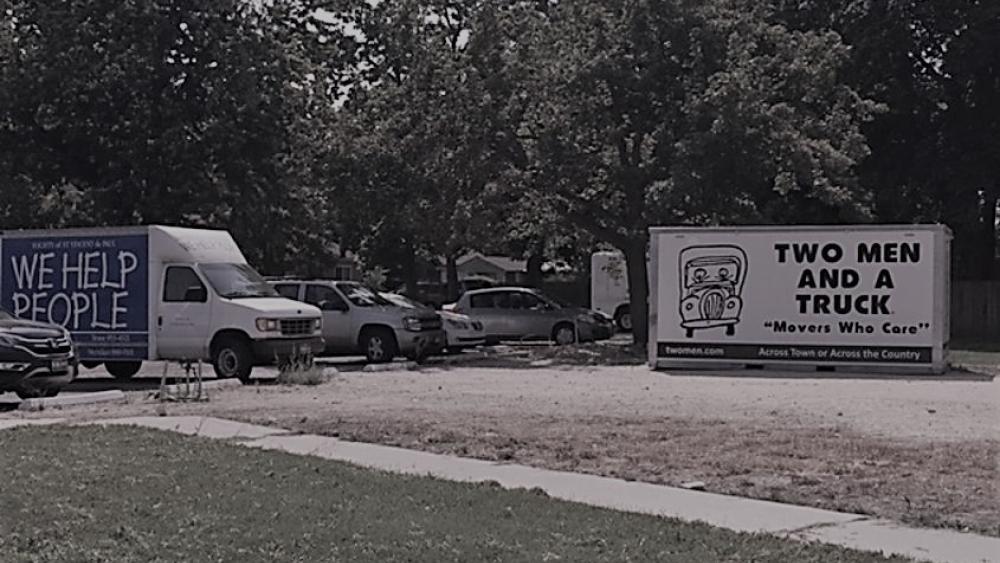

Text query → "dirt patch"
[7,363,998,536]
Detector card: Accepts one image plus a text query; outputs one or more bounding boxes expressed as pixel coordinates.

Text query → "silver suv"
[269,280,445,363]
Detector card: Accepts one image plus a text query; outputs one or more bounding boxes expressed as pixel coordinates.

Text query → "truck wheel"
[212,338,254,382]
[614,306,632,332]
[106,361,142,380]
[553,323,576,346]
[361,328,397,364]
[81,361,102,370]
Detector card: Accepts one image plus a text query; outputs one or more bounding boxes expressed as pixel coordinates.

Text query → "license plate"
[51,359,69,371]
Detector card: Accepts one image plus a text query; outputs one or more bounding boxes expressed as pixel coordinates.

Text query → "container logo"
[679,245,748,338]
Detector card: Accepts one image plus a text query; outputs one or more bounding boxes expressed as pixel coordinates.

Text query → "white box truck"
[0,226,323,381]
[648,225,951,373]
[590,251,632,331]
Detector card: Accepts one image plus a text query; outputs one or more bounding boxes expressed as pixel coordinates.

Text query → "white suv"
[269,280,446,363]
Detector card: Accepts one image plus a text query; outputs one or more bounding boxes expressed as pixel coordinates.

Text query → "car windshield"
[200,263,277,299]
[336,282,392,307]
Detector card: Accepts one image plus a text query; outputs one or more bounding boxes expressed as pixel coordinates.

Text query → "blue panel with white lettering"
[0,234,150,360]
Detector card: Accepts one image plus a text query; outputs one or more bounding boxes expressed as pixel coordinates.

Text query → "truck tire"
[361,328,397,364]
[552,323,576,346]
[81,361,102,370]
[614,305,632,332]
[106,361,142,380]
[212,337,254,382]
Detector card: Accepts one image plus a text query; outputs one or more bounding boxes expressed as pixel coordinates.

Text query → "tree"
[0,0,343,272]
[323,1,528,298]
[518,0,879,345]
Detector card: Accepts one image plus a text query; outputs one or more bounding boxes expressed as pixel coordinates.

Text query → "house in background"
[439,253,529,285]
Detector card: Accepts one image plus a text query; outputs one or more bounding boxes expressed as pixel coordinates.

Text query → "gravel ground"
[3,356,998,535]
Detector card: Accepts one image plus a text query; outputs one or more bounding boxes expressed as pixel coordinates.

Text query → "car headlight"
[446,319,469,329]
[402,316,423,331]
[0,362,28,371]
[256,318,280,332]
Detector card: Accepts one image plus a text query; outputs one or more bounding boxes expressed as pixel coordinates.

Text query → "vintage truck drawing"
[678,245,748,337]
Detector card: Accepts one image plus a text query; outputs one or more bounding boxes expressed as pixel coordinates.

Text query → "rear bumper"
[252,337,325,364]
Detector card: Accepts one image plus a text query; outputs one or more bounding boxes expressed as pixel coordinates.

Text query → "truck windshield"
[200,263,278,299]
[335,282,392,307]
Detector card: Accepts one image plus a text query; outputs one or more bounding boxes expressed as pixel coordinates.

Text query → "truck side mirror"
[184,286,207,302]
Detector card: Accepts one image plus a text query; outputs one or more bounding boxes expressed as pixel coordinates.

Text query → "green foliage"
[0,0,348,272]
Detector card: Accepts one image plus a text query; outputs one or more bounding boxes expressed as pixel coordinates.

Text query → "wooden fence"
[951,281,1000,341]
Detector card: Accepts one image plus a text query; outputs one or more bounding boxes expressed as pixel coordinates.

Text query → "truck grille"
[280,319,315,336]
[19,336,73,356]
[420,316,442,331]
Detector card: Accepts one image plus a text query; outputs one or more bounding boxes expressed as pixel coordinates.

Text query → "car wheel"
[106,361,143,380]
[14,387,43,400]
[362,329,397,364]
[614,306,632,332]
[553,323,576,346]
[212,337,254,382]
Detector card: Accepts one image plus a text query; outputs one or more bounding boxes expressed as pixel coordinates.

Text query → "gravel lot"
[3,351,998,536]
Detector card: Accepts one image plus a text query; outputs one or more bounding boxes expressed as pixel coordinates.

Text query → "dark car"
[0,309,77,399]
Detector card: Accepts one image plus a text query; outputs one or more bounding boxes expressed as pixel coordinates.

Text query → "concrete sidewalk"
[4,416,996,563]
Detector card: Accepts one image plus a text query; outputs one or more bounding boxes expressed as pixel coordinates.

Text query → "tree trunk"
[402,241,418,296]
[527,254,544,288]
[446,253,460,303]
[981,187,998,279]
[622,238,649,348]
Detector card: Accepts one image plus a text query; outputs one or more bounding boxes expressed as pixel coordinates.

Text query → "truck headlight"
[313,318,322,332]
[256,318,280,332]
[402,316,423,332]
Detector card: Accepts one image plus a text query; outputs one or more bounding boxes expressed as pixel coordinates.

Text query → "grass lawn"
[0,426,913,563]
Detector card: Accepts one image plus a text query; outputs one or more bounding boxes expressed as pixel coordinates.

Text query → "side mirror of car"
[184,286,207,302]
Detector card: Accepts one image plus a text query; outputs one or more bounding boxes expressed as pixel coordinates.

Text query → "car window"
[469,293,495,309]
[494,291,512,309]
[274,284,300,300]
[164,266,206,303]
[519,292,542,310]
[508,292,525,309]
[305,284,348,310]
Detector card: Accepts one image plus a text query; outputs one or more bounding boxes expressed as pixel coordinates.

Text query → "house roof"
[456,253,527,272]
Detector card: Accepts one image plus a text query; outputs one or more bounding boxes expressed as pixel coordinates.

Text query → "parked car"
[398,276,497,309]
[450,287,615,345]
[269,280,446,363]
[380,292,486,352]
[0,308,78,399]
